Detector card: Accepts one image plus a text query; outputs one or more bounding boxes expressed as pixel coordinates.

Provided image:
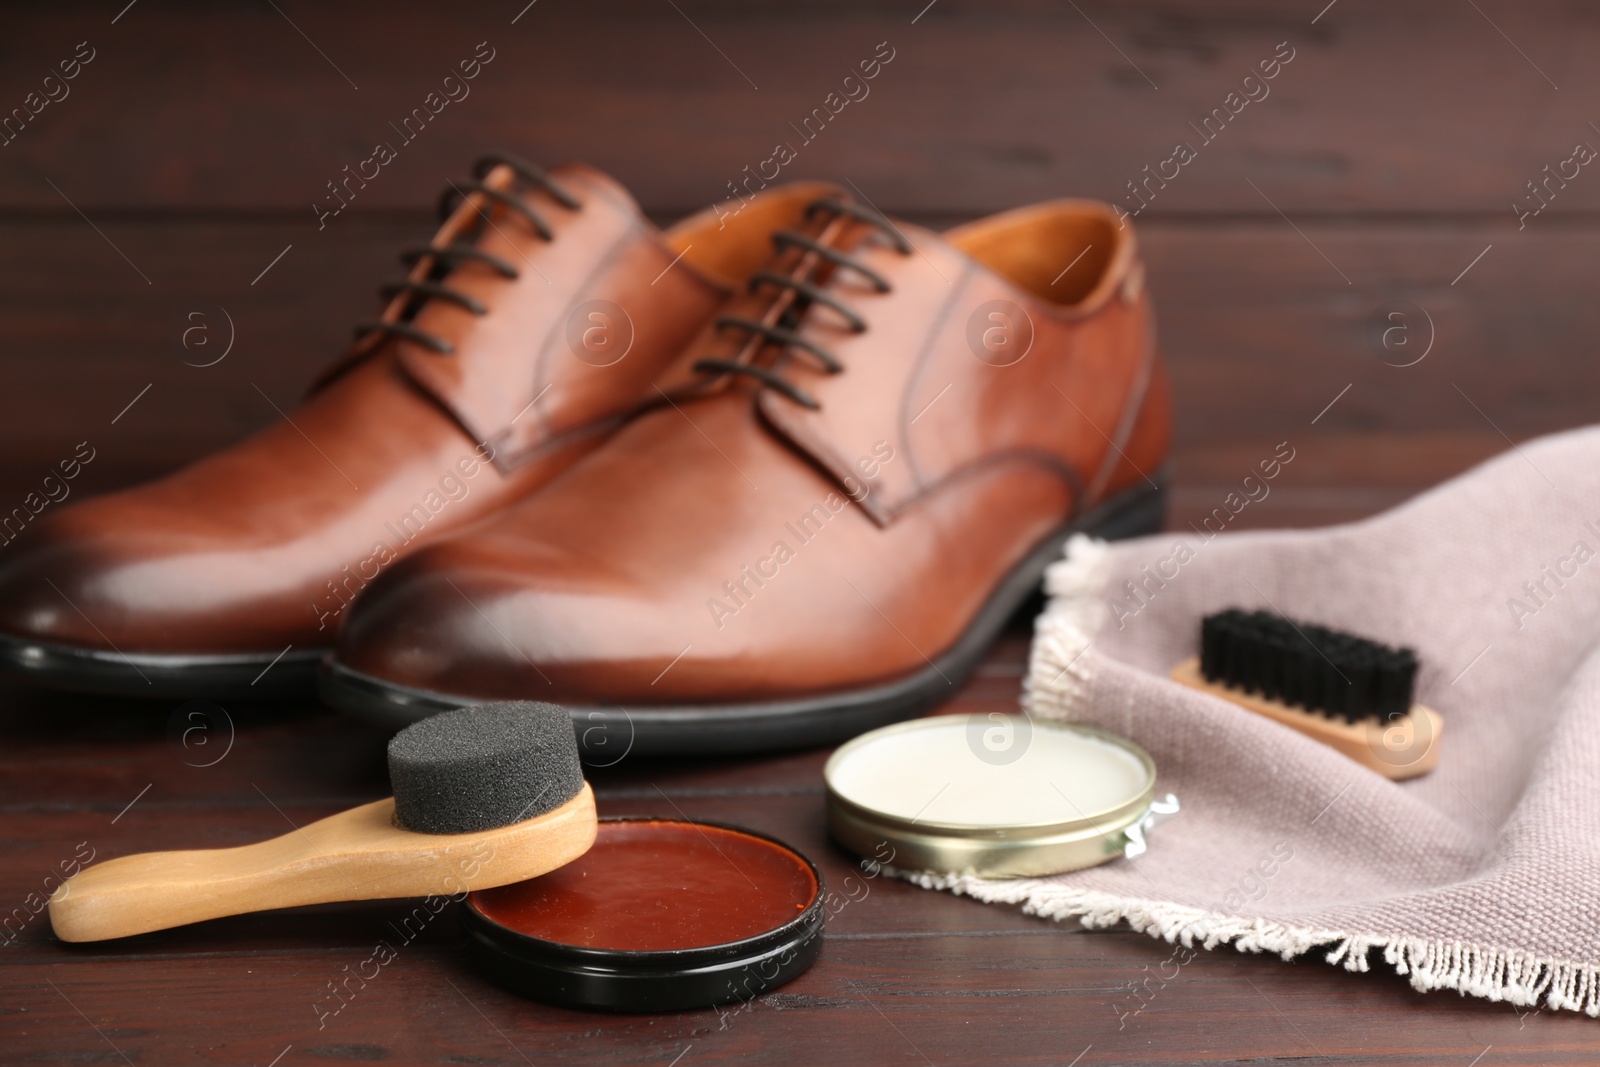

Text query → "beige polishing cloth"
[910,427,1600,1015]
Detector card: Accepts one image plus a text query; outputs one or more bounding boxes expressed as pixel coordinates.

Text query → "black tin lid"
[460,817,825,1013]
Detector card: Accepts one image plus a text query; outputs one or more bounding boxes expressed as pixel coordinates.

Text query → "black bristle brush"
[1173,609,1441,780]
[49,702,596,942]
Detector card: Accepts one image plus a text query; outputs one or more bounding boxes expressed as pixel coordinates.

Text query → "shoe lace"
[353,153,581,356]
[691,198,912,409]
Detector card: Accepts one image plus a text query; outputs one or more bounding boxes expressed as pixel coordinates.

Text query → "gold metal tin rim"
[823,716,1158,878]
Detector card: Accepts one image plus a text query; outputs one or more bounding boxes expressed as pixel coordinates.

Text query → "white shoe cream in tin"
[825,715,1177,878]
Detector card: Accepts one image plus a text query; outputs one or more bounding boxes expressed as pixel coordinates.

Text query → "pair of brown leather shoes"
[0,156,1169,755]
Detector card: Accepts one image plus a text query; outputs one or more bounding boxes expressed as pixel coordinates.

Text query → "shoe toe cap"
[0,516,133,650]
[335,546,685,702]
[0,504,322,655]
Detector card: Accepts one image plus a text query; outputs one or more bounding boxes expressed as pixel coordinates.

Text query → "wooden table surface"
[5,1,1600,1062]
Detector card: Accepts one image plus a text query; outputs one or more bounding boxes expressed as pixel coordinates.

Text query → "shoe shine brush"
[1169,609,1441,780]
[50,703,596,942]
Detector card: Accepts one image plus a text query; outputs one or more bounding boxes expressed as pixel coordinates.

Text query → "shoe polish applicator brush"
[1169,609,1442,781]
[49,702,596,942]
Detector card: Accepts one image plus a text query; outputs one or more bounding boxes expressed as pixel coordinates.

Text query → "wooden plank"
[0,1,1597,216]
[4,916,1590,1064]
[5,778,1591,1061]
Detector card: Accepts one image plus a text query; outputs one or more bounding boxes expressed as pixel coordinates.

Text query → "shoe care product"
[462,817,823,1012]
[49,702,595,941]
[1170,608,1440,780]
[825,715,1177,877]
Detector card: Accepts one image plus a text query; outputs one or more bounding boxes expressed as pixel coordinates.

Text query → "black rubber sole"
[0,632,323,700]
[322,477,1167,758]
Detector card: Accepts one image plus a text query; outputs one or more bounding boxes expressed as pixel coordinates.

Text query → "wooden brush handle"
[49,784,596,943]
[1170,658,1441,781]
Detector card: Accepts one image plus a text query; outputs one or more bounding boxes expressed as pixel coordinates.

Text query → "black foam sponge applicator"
[387,701,584,835]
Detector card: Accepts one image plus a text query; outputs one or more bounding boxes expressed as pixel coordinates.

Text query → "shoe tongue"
[383,164,724,470]
[773,221,962,519]
[654,198,960,507]
[545,163,646,220]
[651,197,890,396]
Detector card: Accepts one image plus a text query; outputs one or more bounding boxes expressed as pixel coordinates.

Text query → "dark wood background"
[4,1,1598,1063]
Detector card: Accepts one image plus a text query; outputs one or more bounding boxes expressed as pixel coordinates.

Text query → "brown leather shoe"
[0,156,837,697]
[324,194,1170,753]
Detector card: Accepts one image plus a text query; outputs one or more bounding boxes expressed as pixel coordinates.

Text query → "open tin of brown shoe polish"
[825,715,1177,877]
[461,817,824,1012]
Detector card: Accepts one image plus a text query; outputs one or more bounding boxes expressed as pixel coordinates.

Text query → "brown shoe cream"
[0,156,836,697]
[324,194,1171,753]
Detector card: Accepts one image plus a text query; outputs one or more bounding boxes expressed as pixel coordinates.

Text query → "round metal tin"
[461,817,825,1013]
[824,715,1159,878]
